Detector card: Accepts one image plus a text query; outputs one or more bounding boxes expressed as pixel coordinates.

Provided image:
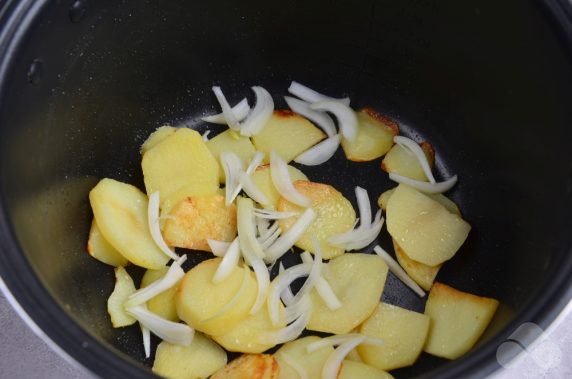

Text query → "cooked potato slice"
[358,303,430,371]
[107,266,136,328]
[338,360,395,379]
[207,129,257,183]
[252,110,326,163]
[251,164,309,209]
[424,282,499,359]
[386,184,471,266]
[275,336,334,379]
[341,108,399,162]
[176,259,257,336]
[212,300,286,354]
[378,187,461,216]
[140,267,180,322]
[307,253,388,334]
[89,178,169,269]
[142,128,219,210]
[278,181,356,259]
[140,125,177,155]
[381,141,435,181]
[162,195,237,252]
[211,354,279,379]
[86,219,128,267]
[152,333,227,379]
[393,240,441,291]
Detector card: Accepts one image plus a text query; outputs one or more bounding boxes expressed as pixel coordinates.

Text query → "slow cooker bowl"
[1,0,572,378]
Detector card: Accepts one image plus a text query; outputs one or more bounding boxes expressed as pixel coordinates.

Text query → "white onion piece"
[388,173,458,194]
[221,152,244,205]
[125,256,187,308]
[284,96,337,137]
[267,263,313,325]
[262,296,312,345]
[259,225,281,250]
[301,252,342,310]
[322,336,366,379]
[280,352,309,379]
[207,239,231,257]
[355,186,372,227]
[270,151,312,207]
[202,267,249,323]
[246,151,265,175]
[213,237,241,283]
[394,136,436,184]
[264,208,317,263]
[254,209,297,220]
[211,86,241,130]
[306,333,384,353]
[290,238,322,306]
[256,216,271,238]
[148,191,179,261]
[309,101,358,144]
[288,81,350,106]
[373,245,426,297]
[140,324,151,358]
[239,86,274,136]
[279,263,296,307]
[294,134,341,166]
[329,210,384,251]
[258,221,280,243]
[237,197,266,259]
[240,172,270,206]
[127,305,194,346]
[201,130,211,141]
[202,97,250,124]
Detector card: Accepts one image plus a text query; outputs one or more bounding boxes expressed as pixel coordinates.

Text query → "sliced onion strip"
[264,208,316,263]
[261,296,312,345]
[240,172,270,206]
[201,130,211,141]
[288,81,350,106]
[254,208,297,220]
[140,324,151,358]
[239,86,274,136]
[310,101,358,144]
[284,96,336,137]
[321,336,366,379]
[202,97,250,124]
[394,136,436,183]
[294,134,341,166]
[373,245,425,297]
[300,252,342,310]
[279,263,296,307]
[221,152,244,205]
[306,334,384,353]
[267,263,313,325]
[127,305,194,346]
[355,186,372,227]
[270,151,311,207]
[207,239,231,257]
[211,86,241,130]
[290,238,322,306]
[259,225,282,250]
[389,173,458,194]
[213,237,241,283]
[148,191,179,261]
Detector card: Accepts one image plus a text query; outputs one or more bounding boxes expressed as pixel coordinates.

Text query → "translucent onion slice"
[373,245,426,297]
[246,151,265,175]
[294,134,341,166]
[258,221,279,242]
[207,239,231,257]
[301,252,342,310]
[278,263,296,307]
[329,210,384,251]
[284,96,337,137]
[240,172,270,206]
[213,237,241,283]
[148,191,180,261]
[267,263,313,326]
[270,151,312,207]
[261,296,312,345]
[211,86,241,130]
[140,324,151,358]
[259,225,281,250]
[280,352,309,379]
[394,136,436,184]
[127,305,194,346]
[221,152,244,205]
[256,216,271,238]
[306,333,384,353]
[288,81,350,106]
[202,98,250,124]
[201,130,211,141]
[388,173,458,194]
[239,86,275,136]
[125,255,187,308]
[322,336,366,379]
[264,208,317,263]
[309,101,358,144]
[355,186,372,227]
[254,209,297,220]
[290,238,322,306]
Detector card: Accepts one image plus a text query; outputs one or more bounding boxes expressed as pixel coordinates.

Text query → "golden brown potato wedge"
[381,141,435,181]
[140,267,180,322]
[86,219,128,267]
[211,354,279,379]
[251,164,309,210]
[206,129,257,183]
[162,195,237,252]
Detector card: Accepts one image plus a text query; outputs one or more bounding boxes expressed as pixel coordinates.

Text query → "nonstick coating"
[0,0,571,378]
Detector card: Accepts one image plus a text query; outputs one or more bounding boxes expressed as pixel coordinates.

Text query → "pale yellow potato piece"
[86,219,128,267]
[212,300,285,354]
[252,110,326,163]
[206,129,258,183]
[176,259,257,336]
[341,108,399,162]
[424,282,499,359]
[278,181,356,259]
[393,240,441,291]
[142,128,219,210]
[140,125,177,155]
[386,184,471,266]
[358,303,430,371]
[89,178,169,269]
[107,266,136,328]
[162,195,237,252]
[140,267,180,322]
[275,336,334,379]
[307,253,388,334]
[338,360,395,379]
[251,164,309,209]
[381,141,435,181]
[152,333,227,379]
[378,187,461,216]
[211,354,279,379]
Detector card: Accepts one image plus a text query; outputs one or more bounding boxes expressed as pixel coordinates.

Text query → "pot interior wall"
[1,0,572,377]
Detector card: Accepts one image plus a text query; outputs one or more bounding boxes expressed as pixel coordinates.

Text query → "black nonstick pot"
[1,0,572,378]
